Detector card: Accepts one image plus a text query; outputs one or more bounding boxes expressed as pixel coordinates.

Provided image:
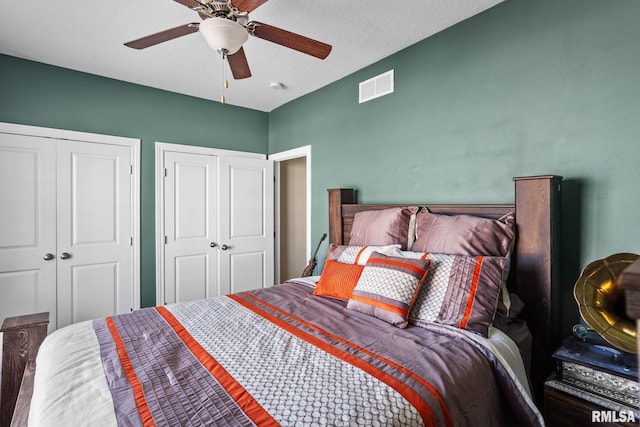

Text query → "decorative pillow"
[347,252,431,328]
[412,210,515,318]
[327,244,402,265]
[349,207,419,250]
[313,260,364,300]
[412,210,515,257]
[402,252,508,337]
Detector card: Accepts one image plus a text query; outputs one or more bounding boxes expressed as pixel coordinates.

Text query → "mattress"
[29,280,542,426]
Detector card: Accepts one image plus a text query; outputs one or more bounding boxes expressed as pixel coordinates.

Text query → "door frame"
[0,121,141,313]
[155,142,266,305]
[269,145,311,284]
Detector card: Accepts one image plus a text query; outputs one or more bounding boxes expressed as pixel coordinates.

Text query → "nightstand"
[544,382,636,426]
[544,337,638,427]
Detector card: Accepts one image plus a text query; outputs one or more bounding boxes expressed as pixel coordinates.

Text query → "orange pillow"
[313,260,364,300]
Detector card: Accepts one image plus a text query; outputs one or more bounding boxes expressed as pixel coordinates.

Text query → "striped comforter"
[29,281,543,426]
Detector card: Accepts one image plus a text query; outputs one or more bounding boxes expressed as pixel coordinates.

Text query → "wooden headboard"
[328,175,562,405]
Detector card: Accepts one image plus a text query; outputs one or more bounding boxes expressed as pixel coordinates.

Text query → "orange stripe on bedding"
[230,293,454,427]
[154,306,278,427]
[350,294,407,316]
[459,257,484,329]
[367,257,428,275]
[355,246,368,264]
[106,317,155,427]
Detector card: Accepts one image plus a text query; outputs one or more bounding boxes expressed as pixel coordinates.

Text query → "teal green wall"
[0,54,269,307]
[269,0,640,331]
[2,0,640,331]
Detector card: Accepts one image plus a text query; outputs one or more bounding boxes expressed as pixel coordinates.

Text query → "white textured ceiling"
[0,0,504,112]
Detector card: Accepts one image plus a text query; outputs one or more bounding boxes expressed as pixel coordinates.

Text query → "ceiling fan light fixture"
[199,18,248,54]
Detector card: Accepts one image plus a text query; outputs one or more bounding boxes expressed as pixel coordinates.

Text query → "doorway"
[270,146,311,283]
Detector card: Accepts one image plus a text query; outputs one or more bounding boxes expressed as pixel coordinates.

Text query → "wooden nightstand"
[544,252,640,427]
[544,383,637,427]
[543,336,638,427]
[543,256,640,426]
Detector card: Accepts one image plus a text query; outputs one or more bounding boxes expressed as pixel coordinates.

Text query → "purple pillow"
[349,207,418,250]
[412,210,515,257]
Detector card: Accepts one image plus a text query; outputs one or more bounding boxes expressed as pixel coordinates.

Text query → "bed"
[1,175,562,426]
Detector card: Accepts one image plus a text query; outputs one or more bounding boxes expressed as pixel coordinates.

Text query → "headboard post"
[328,189,356,245]
[513,175,562,403]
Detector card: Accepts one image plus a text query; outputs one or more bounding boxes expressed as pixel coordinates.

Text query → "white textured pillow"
[326,244,402,265]
[347,252,431,328]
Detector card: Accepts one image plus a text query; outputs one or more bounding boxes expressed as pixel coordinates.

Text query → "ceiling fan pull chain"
[220,48,228,104]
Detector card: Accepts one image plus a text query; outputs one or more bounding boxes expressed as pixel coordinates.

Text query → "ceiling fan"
[124,0,332,80]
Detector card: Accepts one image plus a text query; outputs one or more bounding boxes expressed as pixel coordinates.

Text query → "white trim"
[155,142,267,305]
[0,122,139,146]
[130,140,141,311]
[269,145,312,284]
[0,122,141,311]
[155,141,266,159]
[269,145,311,161]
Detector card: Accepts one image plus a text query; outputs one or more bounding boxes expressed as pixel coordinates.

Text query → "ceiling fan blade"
[173,0,206,10]
[227,47,252,79]
[232,0,269,13]
[248,21,331,59]
[124,23,200,49]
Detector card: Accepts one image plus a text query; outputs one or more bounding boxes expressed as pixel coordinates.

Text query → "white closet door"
[55,140,133,328]
[163,151,219,304]
[0,133,57,329]
[218,156,274,294]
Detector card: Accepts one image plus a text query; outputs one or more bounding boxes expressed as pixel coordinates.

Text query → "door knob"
[220,244,230,251]
[60,252,72,260]
[210,242,218,248]
[43,253,54,261]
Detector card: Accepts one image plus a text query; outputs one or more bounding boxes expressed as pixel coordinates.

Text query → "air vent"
[359,70,394,103]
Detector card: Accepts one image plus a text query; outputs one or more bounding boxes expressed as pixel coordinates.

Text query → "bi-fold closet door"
[159,144,274,305]
[0,127,137,332]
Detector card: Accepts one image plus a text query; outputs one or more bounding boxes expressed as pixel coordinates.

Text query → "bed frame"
[328,175,562,406]
[1,175,561,425]
[0,312,49,427]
